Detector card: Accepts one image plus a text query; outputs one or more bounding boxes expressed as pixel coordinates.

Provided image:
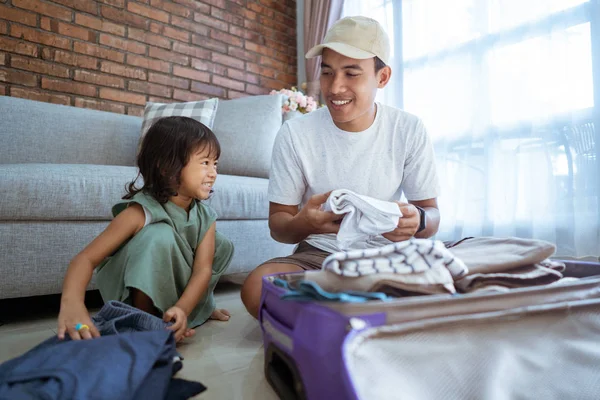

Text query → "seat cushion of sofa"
[0,164,270,221]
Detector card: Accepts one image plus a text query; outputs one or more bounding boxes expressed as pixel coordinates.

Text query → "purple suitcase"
[259,260,600,400]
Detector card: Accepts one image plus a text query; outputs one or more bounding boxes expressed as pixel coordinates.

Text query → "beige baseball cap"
[305,16,390,65]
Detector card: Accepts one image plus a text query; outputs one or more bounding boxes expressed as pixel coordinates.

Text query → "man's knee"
[241,263,293,296]
[240,262,304,318]
[240,266,266,309]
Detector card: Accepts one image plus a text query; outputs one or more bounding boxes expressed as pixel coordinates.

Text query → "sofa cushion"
[0,96,141,166]
[0,164,269,221]
[0,164,137,220]
[205,175,270,220]
[140,98,219,142]
[212,94,283,179]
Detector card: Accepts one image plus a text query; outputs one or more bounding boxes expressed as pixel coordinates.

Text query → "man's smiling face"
[319,48,391,132]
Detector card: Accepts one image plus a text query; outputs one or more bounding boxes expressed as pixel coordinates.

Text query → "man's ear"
[377,66,392,89]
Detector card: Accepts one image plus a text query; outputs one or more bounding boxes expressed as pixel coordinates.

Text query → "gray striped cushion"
[140,97,219,139]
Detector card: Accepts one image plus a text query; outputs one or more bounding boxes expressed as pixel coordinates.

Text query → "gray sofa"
[0,95,294,300]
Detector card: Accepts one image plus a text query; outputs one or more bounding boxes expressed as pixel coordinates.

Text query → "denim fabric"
[0,301,206,400]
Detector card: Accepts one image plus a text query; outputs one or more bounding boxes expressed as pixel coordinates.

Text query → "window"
[341,0,600,255]
[401,0,596,138]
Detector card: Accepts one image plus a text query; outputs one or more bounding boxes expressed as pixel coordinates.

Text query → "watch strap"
[414,205,426,233]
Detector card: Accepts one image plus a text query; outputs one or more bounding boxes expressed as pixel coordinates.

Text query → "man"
[241,16,441,318]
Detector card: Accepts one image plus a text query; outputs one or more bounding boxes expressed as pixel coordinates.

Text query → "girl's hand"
[163,306,188,342]
[57,301,100,340]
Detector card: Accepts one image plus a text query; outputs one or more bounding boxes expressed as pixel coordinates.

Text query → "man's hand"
[296,191,343,235]
[382,202,420,242]
[268,191,346,244]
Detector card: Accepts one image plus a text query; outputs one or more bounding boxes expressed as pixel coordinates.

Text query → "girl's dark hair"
[125,116,221,203]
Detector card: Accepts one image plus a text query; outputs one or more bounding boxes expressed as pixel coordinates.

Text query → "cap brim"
[305,42,375,60]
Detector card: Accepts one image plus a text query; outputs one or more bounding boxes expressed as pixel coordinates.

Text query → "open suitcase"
[259,259,600,400]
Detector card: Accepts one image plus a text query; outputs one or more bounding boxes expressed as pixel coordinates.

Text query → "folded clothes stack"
[275,237,571,303]
[274,278,391,303]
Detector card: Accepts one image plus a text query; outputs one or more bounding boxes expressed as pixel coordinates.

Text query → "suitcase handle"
[261,307,294,352]
[261,308,306,400]
[265,343,306,400]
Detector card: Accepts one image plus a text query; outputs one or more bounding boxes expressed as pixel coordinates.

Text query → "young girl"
[57,116,234,342]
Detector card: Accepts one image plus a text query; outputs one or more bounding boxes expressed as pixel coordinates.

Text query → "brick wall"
[0,0,297,115]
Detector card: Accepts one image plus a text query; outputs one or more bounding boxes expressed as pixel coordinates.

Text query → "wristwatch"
[414,205,427,233]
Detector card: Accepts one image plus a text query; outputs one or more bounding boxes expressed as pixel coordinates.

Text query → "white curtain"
[342,0,600,257]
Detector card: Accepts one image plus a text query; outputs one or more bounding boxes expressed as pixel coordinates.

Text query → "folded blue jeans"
[92,300,172,335]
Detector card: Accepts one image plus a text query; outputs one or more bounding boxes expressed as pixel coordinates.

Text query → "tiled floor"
[0,284,279,400]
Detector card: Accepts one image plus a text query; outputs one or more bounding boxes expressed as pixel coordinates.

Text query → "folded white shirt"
[322,189,402,249]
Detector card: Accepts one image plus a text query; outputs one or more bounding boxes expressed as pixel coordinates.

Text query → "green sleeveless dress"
[95,192,234,328]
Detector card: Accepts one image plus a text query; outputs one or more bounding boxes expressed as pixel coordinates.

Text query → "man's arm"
[393,117,440,241]
[410,198,440,238]
[268,192,342,244]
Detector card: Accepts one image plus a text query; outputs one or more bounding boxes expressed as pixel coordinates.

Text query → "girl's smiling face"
[174,145,218,205]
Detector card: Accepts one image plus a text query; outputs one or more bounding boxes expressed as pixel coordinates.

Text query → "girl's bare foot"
[174,329,195,346]
[183,328,195,338]
[210,308,231,321]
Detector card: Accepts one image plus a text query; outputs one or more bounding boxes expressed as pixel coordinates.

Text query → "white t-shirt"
[268,103,440,253]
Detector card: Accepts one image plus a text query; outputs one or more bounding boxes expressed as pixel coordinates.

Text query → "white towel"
[322,189,402,249]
